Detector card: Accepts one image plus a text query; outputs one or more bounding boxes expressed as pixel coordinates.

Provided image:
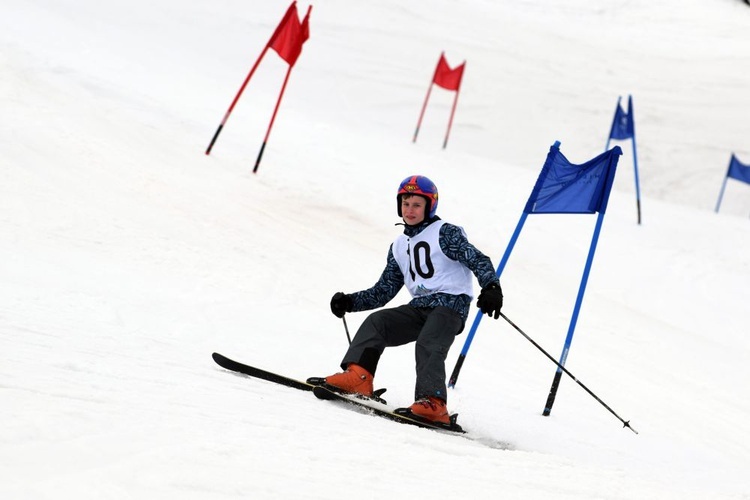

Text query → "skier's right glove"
[477,283,503,319]
[330,292,353,318]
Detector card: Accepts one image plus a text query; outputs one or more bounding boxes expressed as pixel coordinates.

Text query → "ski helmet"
[397,175,439,218]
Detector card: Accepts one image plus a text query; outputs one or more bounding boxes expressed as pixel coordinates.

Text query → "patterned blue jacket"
[349,217,499,323]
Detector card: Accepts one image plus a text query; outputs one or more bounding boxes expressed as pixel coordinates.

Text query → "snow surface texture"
[2,0,749,498]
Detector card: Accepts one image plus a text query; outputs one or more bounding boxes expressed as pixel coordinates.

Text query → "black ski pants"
[341,304,464,402]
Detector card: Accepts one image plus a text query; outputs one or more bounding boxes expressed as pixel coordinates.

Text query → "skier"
[315,175,503,424]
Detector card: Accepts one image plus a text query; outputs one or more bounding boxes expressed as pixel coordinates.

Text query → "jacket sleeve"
[439,223,499,289]
[349,244,405,311]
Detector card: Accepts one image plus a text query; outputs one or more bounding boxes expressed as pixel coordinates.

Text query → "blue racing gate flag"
[525,142,620,215]
[728,154,750,184]
[715,153,750,213]
[608,98,634,141]
[605,95,641,224]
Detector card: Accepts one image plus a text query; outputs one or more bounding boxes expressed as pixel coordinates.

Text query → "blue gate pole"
[448,212,529,388]
[604,96,622,153]
[629,96,642,225]
[542,211,606,416]
[632,137,642,224]
[715,167,730,213]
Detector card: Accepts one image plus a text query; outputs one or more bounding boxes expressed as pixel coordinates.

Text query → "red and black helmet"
[397,175,439,218]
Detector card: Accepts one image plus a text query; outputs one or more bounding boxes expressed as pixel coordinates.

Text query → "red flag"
[268,2,311,66]
[432,54,465,91]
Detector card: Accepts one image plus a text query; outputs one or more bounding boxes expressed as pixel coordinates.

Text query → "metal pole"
[501,312,637,434]
[342,316,352,345]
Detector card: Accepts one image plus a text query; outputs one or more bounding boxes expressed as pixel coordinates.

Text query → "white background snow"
[2,0,749,498]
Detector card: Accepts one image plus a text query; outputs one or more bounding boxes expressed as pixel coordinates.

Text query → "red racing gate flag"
[269,2,310,66]
[205,2,312,174]
[254,2,311,172]
[433,53,465,91]
[413,52,466,148]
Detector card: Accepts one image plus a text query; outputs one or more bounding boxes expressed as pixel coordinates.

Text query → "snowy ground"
[2,0,749,498]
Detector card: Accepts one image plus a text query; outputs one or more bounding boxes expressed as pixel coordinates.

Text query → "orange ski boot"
[324,364,374,397]
[408,397,450,424]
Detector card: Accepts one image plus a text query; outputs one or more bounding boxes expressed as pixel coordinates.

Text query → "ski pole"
[500,312,638,434]
[342,316,352,345]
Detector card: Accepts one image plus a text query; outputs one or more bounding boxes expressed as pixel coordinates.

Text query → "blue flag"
[524,143,622,215]
[727,154,750,185]
[609,95,634,140]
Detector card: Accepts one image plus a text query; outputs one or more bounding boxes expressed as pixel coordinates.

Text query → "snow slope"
[2,0,749,498]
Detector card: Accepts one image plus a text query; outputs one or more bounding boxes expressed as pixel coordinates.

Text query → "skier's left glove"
[477,283,503,319]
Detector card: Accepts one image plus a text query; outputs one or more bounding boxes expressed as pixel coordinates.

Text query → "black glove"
[330,292,353,318]
[477,283,503,319]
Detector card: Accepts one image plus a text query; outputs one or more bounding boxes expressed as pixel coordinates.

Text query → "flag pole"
[414,51,447,143]
[450,140,561,388]
[413,83,433,143]
[715,160,732,213]
[413,52,443,145]
[443,77,463,149]
[543,211,606,416]
[449,212,528,388]
[253,64,294,173]
[206,47,270,155]
[604,96,622,152]
[628,96,642,225]
[632,136,642,224]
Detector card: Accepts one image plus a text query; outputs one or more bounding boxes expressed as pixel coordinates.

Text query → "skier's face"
[401,195,427,225]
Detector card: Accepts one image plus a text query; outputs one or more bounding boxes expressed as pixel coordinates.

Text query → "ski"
[213,352,462,432]
[212,352,315,391]
[312,385,465,433]
[213,352,513,448]
[212,352,387,398]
